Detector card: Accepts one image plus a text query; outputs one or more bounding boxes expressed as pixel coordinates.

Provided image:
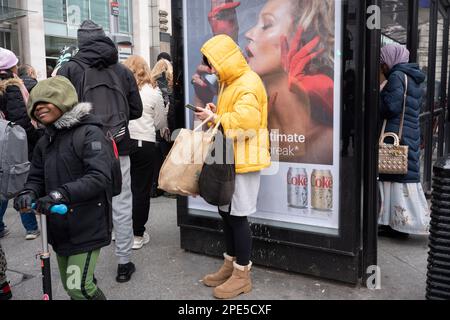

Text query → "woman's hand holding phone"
[206,103,217,113]
[195,103,217,122]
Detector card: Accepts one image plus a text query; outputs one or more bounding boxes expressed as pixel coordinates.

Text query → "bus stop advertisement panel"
[176,0,366,284]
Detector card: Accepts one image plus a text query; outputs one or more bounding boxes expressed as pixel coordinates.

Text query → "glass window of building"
[66,0,89,26]
[1,0,18,8]
[118,0,129,33]
[44,0,67,22]
[0,31,11,50]
[45,35,77,61]
[418,1,430,70]
[89,0,109,31]
[435,12,444,103]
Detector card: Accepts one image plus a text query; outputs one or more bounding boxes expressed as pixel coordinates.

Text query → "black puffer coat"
[23,103,113,257]
[0,74,39,159]
[57,36,143,156]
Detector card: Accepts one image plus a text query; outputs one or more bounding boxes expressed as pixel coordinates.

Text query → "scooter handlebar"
[31,204,68,216]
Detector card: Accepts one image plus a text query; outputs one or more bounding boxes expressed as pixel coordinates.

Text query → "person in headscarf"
[380,43,411,75]
[378,44,430,237]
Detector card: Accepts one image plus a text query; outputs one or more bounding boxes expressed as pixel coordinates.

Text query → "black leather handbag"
[199,122,235,207]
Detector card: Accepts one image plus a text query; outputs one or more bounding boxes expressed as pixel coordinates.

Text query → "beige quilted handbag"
[378,74,409,175]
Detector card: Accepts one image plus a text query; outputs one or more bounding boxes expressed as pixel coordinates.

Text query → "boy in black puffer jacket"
[14,76,113,300]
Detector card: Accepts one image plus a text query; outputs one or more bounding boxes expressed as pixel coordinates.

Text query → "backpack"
[154,75,170,131]
[0,119,30,200]
[153,87,169,131]
[72,125,123,197]
[74,60,129,144]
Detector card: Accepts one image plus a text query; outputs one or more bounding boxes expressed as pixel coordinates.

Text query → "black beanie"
[157,52,172,62]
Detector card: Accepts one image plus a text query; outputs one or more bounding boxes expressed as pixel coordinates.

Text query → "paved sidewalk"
[1,198,429,300]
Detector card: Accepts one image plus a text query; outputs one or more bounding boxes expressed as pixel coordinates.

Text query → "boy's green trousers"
[56,249,106,300]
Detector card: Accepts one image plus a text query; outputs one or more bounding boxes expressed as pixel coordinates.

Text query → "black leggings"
[219,208,252,266]
[130,140,156,237]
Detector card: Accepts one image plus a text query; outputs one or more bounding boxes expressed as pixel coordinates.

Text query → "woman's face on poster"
[245,0,293,77]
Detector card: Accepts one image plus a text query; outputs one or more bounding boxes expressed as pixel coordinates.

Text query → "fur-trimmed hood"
[53,102,96,129]
[0,78,23,96]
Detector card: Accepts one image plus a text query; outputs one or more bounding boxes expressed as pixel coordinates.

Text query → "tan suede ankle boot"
[202,253,235,287]
[213,261,252,299]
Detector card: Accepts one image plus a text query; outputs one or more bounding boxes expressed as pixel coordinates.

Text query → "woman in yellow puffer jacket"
[195,34,271,300]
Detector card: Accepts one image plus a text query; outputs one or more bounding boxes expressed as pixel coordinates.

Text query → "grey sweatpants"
[0,243,7,284]
[112,156,134,265]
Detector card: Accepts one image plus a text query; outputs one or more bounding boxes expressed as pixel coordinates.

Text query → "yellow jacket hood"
[200,35,271,174]
[201,35,250,85]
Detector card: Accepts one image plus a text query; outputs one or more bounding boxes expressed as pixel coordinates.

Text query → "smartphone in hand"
[185,103,198,112]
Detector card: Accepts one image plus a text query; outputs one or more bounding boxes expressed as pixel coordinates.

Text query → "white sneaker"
[132,232,150,250]
[25,230,40,240]
[111,231,115,241]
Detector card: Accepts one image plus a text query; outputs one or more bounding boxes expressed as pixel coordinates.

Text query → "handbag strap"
[380,73,408,144]
[193,114,214,132]
[211,116,222,136]
[205,116,222,140]
[398,74,408,140]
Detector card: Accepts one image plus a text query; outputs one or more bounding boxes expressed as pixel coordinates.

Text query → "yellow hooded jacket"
[201,35,271,174]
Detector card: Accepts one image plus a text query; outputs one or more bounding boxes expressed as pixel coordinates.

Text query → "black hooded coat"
[57,36,143,155]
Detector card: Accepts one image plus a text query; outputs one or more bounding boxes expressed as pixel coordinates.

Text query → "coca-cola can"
[311,170,333,211]
[287,168,308,209]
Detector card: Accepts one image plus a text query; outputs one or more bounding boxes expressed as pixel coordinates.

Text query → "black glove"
[14,191,37,212]
[35,190,66,216]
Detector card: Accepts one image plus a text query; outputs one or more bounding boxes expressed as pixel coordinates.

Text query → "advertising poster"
[184,0,342,231]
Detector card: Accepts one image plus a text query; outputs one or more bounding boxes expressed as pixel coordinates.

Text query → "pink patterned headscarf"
[380,44,410,70]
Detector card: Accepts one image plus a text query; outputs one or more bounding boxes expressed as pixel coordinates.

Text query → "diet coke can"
[287,168,308,208]
[311,170,333,211]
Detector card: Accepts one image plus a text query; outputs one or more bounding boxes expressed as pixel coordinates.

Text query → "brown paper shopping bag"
[158,116,221,196]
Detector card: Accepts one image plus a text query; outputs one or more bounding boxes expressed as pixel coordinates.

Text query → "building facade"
[0,0,172,79]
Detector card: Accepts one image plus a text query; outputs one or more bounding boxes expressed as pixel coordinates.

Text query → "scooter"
[31,204,68,300]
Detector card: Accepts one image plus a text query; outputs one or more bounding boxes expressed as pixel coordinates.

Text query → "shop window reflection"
[417,3,430,178]
[381,0,408,45]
